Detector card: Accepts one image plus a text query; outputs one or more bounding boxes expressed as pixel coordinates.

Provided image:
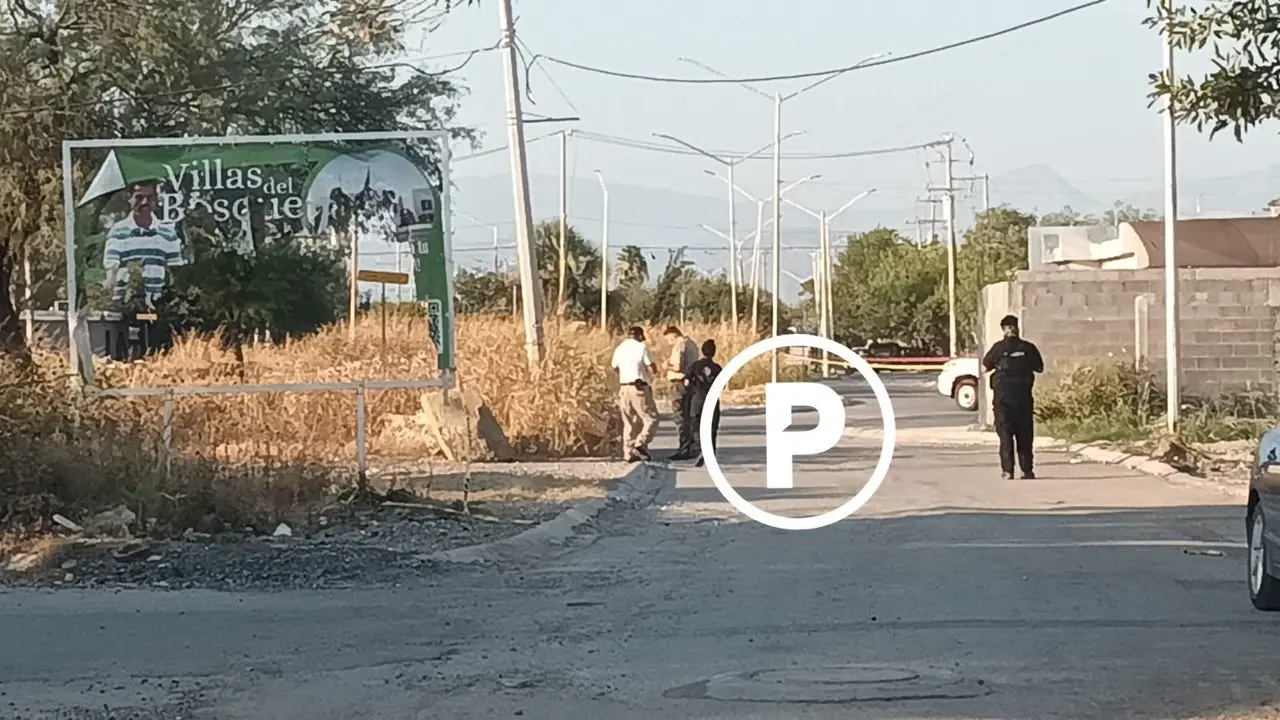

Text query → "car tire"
[1248,506,1280,611]
[953,378,978,412]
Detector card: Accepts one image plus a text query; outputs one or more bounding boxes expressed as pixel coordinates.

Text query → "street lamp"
[784,189,877,377]
[651,130,806,331]
[594,170,609,330]
[702,171,821,335]
[1160,8,1181,432]
[679,51,887,381]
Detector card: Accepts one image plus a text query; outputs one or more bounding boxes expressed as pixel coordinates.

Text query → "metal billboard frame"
[61,131,458,477]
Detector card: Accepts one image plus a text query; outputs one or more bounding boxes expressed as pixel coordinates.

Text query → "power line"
[575,130,949,161]
[533,0,1109,84]
[453,129,949,164]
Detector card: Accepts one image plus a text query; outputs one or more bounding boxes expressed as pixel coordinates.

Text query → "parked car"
[937,357,980,411]
[1247,427,1280,609]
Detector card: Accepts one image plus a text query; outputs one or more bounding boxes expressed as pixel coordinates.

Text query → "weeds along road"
[2,374,1276,719]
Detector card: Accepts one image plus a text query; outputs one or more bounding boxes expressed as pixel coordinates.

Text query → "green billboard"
[68,134,455,372]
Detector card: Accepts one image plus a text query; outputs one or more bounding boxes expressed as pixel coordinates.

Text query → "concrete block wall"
[980,268,1280,398]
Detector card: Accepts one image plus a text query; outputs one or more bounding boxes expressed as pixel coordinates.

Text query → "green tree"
[454,268,514,315]
[615,245,650,288]
[1038,202,1159,227]
[0,0,471,356]
[829,228,949,352]
[1145,0,1280,140]
[955,207,1035,351]
[534,220,600,320]
[158,231,347,363]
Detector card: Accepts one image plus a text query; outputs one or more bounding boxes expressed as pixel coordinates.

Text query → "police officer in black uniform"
[982,315,1044,479]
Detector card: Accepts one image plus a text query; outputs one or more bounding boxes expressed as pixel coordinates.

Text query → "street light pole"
[704,170,821,339]
[595,170,609,331]
[652,131,804,333]
[1161,9,1181,431]
[784,188,876,377]
[771,92,783,381]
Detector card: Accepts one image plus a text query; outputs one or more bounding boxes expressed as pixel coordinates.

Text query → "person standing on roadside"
[611,326,660,462]
[664,325,700,461]
[686,339,724,468]
[982,314,1044,480]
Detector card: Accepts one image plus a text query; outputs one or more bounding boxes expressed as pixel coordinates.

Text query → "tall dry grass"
[89,315,795,464]
[1,315,803,539]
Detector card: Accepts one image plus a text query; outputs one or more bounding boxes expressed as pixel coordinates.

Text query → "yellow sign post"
[355,270,411,350]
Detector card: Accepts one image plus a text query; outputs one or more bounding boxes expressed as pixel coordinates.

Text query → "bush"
[1035,361,1277,445]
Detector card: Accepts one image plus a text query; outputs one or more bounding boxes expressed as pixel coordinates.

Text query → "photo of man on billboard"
[101,179,186,307]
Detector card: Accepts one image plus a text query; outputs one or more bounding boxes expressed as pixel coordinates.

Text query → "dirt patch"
[1,461,631,592]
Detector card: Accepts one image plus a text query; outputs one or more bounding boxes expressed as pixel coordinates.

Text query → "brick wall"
[979,268,1280,397]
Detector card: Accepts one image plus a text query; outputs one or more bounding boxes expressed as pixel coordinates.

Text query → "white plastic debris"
[272,523,293,538]
[52,514,83,533]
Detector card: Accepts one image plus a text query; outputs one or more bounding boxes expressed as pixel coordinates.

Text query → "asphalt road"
[3,374,1278,719]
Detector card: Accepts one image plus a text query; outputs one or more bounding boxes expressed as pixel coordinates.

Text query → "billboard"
[64,132,455,375]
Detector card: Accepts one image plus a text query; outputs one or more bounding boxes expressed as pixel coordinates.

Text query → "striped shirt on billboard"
[103,215,185,301]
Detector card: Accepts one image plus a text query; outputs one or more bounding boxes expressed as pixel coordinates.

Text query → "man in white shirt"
[610,325,660,462]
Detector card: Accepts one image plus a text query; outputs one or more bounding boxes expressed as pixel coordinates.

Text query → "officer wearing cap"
[981,314,1044,479]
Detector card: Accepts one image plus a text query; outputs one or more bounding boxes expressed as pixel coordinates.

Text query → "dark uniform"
[686,341,723,467]
[982,316,1044,479]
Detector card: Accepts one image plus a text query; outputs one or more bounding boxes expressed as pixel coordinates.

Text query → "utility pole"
[953,171,990,212]
[927,134,960,358]
[557,130,568,317]
[1161,10,1181,431]
[727,163,738,329]
[499,0,544,368]
[595,170,609,331]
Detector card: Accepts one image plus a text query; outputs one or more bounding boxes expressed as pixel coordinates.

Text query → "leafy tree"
[955,207,1035,350]
[829,228,949,352]
[455,268,514,315]
[0,0,471,356]
[534,220,600,319]
[1145,0,1280,140]
[615,245,650,288]
[1037,202,1159,227]
[158,231,347,363]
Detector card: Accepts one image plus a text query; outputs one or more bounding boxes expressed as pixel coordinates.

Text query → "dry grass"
[89,315,797,463]
[2,315,801,541]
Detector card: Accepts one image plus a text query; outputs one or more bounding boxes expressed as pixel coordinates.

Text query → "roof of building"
[1126,217,1280,267]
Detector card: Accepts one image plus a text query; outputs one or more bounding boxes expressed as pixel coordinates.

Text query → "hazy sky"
[407,0,1279,222]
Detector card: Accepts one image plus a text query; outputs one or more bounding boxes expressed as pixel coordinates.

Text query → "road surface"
[3,375,1277,719]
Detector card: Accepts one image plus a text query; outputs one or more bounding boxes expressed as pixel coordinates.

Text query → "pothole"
[664,664,989,704]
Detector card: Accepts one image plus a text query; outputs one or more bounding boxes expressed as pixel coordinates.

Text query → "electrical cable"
[532,0,1109,84]
[455,129,949,163]
[574,130,950,160]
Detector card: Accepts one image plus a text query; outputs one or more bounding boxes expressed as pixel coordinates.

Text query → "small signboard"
[356,269,410,285]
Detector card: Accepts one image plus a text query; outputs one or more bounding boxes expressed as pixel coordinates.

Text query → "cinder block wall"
[980,268,1280,399]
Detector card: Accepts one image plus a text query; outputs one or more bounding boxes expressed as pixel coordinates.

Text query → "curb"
[422,461,675,565]
[848,425,1241,497]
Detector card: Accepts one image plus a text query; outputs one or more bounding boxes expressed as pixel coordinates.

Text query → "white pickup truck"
[936,357,981,411]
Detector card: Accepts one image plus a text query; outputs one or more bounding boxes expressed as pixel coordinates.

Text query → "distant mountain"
[987,164,1103,217]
